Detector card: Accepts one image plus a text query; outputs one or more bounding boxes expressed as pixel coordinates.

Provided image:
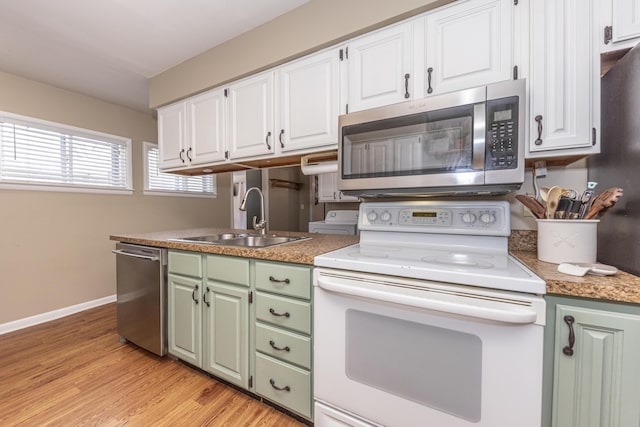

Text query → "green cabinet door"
[552,304,640,427]
[168,273,202,368]
[203,281,249,388]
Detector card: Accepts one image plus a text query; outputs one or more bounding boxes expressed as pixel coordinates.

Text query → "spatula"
[545,186,562,219]
[584,188,623,219]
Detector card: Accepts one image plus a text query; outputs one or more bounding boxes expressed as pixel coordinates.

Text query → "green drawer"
[255,261,311,300]
[206,255,249,286]
[256,322,311,369]
[168,251,202,278]
[255,292,311,335]
[255,353,311,419]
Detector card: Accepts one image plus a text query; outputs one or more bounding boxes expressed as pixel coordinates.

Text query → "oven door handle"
[317,277,538,325]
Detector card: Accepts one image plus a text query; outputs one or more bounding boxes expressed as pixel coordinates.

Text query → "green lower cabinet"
[544,296,640,427]
[255,352,312,419]
[203,281,249,388]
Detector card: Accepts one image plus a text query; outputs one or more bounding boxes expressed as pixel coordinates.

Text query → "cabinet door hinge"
[249,375,253,388]
[345,104,349,114]
[224,88,228,97]
[604,26,613,45]
[225,150,229,160]
[513,0,518,4]
[248,290,253,304]
[345,46,348,59]
[513,65,518,80]
[592,128,597,145]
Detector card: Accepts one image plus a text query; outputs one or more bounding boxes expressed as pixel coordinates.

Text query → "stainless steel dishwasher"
[112,243,167,356]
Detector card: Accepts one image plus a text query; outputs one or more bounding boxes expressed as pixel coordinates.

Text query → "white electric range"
[313,200,546,427]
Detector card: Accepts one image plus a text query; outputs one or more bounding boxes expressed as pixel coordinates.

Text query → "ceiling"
[0,0,309,113]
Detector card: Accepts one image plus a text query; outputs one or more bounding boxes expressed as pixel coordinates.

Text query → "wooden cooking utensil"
[515,195,546,219]
[584,188,623,219]
[545,186,562,219]
[539,186,551,202]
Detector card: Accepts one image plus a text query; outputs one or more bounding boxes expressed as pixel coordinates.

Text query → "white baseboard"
[0,294,116,335]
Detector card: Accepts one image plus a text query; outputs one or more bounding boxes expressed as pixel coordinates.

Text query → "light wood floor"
[0,303,306,426]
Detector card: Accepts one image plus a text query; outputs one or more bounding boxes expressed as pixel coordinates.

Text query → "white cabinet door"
[277,48,341,153]
[158,102,187,169]
[602,0,640,50]
[188,89,227,165]
[552,304,640,427]
[424,0,514,96]
[227,71,275,159]
[317,172,359,202]
[346,22,414,112]
[613,0,640,42]
[528,0,600,157]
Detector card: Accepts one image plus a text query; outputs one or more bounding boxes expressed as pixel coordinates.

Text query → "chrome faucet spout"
[239,187,267,235]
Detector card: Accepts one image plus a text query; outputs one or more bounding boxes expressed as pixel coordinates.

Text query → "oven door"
[313,268,545,427]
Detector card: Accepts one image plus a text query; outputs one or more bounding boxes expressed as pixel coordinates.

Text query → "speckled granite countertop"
[508,230,640,305]
[111,228,640,305]
[110,228,359,265]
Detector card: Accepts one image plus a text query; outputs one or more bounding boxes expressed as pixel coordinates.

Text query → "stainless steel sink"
[169,233,308,248]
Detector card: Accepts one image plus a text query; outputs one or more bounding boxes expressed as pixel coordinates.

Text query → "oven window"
[345,309,482,422]
[341,104,474,179]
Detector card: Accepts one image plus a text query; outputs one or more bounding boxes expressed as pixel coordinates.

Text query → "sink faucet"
[239,187,267,235]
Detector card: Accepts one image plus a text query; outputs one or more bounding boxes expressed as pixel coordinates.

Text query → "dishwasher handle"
[317,276,538,325]
[112,249,160,262]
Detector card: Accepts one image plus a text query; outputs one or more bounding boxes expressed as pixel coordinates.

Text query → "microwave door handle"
[472,103,486,170]
[317,276,537,325]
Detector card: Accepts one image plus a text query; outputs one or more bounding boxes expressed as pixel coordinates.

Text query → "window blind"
[145,143,216,196]
[0,116,131,191]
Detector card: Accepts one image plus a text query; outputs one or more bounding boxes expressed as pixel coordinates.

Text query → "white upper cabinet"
[527,0,600,157]
[601,0,640,51]
[227,71,275,160]
[423,0,514,96]
[345,22,415,113]
[187,89,226,166]
[158,88,226,170]
[158,102,187,170]
[276,48,341,153]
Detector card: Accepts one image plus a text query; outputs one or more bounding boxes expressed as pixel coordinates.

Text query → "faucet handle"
[252,216,267,234]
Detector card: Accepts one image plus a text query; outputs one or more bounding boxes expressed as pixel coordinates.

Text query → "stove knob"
[367,211,378,222]
[380,211,392,222]
[461,212,477,224]
[480,213,496,224]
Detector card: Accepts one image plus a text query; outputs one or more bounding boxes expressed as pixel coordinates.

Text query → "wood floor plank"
[0,303,306,426]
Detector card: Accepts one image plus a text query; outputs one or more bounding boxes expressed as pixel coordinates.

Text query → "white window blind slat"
[0,115,131,191]
[144,142,215,196]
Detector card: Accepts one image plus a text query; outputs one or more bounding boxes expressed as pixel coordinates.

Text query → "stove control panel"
[359,201,510,236]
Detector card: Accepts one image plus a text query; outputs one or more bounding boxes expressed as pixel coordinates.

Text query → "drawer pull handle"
[562,315,575,356]
[269,340,291,352]
[269,275,290,284]
[269,379,291,392]
[269,308,290,318]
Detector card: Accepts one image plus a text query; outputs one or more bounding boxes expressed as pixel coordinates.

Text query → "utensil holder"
[536,219,599,264]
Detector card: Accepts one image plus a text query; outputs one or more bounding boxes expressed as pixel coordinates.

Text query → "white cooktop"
[314,201,545,295]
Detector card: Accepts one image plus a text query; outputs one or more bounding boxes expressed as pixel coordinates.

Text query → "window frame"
[0,111,133,195]
[143,141,217,198]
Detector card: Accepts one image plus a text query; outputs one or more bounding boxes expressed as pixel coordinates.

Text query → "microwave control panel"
[486,96,519,170]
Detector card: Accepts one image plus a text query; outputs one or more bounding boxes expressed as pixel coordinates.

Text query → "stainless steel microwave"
[338,79,526,197]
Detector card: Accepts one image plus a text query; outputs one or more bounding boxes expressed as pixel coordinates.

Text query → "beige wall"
[0,71,232,325]
[149,0,451,108]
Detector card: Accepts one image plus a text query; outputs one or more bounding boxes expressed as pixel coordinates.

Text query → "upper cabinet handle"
[427,67,434,94]
[535,115,544,146]
[179,149,185,163]
[186,147,192,162]
[279,129,285,148]
[265,131,272,150]
[404,73,410,99]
